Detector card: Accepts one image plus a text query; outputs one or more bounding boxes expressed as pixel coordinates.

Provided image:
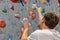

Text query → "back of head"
[44,12,59,29]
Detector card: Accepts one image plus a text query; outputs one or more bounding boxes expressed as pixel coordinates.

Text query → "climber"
[21,7,60,40]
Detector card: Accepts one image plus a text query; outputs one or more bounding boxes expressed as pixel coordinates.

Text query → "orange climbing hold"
[0,20,6,28]
[23,0,27,4]
[41,0,46,4]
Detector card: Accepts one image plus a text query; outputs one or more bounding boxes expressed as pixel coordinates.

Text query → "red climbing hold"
[20,26,24,33]
[28,11,36,20]
[10,6,14,10]
[0,20,6,28]
[11,0,19,3]
[58,0,60,4]
[20,26,24,39]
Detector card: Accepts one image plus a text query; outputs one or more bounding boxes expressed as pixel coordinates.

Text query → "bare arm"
[37,7,43,23]
[21,18,29,40]
[21,7,43,40]
[21,29,28,40]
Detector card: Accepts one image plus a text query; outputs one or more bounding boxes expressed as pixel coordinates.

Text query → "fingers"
[23,18,28,24]
[22,18,29,27]
[21,18,28,23]
[21,18,31,26]
[37,7,42,11]
[36,7,42,14]
[21,18,31,29]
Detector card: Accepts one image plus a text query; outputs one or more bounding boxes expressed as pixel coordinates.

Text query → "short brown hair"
[44,12,59,29]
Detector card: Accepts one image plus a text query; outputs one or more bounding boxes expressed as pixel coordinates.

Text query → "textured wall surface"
[0,0,60,40]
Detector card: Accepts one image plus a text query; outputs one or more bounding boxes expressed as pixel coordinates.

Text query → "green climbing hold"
[27,7,30,12]
[2,8,7,13]
[41,8,45,13]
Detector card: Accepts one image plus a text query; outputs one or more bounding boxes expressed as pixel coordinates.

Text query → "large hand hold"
[28,11,36,20]
[58,0,60,4]
[32,4,37,10]
[0,20,6,28]
[14,13,20,19]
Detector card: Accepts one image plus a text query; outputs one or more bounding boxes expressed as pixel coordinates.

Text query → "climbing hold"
[14,13,20,19]
[7,36,12,40]
[32,4,37,10]
[11,0,18,3]
[28,11,36,20]
[23,0,27,4]
[41,8,45,13]
[20,26,24,39]
[10,6,14,10]
[20,0,24,6]
[41,0,46,4]
[2,8,7,13]
[46,0,50,6]
[0,20,6,28]
[9,4,14,10]
[46,0,50,3]
[27,7,30,12]
[58,0,60,4]
[20,26,24,33]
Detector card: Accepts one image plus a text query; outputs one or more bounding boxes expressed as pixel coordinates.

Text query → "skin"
[20,7,50,40]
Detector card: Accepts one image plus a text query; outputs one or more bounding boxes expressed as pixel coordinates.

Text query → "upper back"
[28,29,60,40]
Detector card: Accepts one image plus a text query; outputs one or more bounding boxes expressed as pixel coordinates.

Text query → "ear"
[41,18,45,23]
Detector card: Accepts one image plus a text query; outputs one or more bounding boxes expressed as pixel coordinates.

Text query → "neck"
[40,25,50,30]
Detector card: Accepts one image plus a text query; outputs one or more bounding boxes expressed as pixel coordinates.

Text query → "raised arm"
[36,7,43,22]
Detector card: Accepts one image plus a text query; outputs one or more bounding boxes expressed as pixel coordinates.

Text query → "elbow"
[21,37,28,40]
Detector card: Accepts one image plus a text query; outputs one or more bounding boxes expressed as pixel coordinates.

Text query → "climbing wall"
[0,0,60,40]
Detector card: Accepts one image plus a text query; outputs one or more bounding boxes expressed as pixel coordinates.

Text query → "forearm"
[38,12,43,20]
[21,29,28,40]
[37,7,43,22]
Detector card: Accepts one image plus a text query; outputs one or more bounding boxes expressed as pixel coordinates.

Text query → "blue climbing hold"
[7,36,12,40]
[46,0,50,3]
